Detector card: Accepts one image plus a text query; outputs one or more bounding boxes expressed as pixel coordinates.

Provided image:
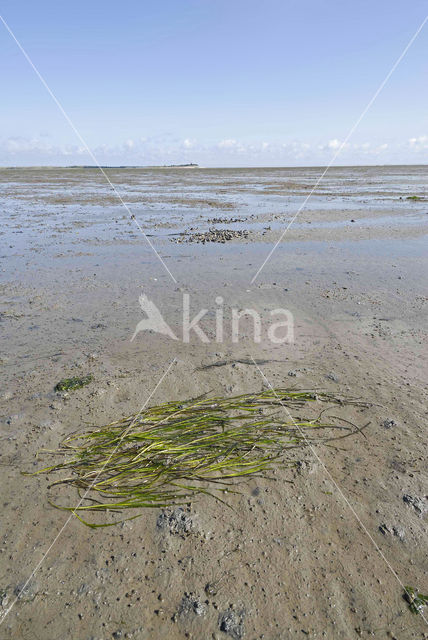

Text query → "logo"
[132,292,294,344]
[131,294,178,341]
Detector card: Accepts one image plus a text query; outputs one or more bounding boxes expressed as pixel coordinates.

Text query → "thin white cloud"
[2,136,87,158]
[218,139,239,149]
[328,138,341,150]
[0,134,425,166]
[183,138,196,149]
[408,135,428,149]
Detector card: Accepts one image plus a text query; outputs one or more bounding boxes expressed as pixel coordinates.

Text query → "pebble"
[205,582,218,597]
[382,419,396,429]
[326,372,339,382]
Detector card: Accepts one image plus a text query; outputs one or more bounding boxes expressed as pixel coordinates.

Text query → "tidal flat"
[0,166,427,638]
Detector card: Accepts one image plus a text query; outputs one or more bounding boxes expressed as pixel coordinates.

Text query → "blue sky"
[1,0,427,166]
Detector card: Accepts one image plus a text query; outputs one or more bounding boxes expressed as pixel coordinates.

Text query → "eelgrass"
[32,389,368,527]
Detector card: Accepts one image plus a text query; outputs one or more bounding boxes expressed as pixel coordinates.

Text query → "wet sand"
[0,166,427,639]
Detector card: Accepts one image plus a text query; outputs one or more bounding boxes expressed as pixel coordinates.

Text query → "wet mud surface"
[0,166,427,639]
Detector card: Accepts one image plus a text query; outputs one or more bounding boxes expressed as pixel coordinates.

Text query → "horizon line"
[0,162,427,170]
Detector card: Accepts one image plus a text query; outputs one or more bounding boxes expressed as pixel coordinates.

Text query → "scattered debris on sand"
[218,606,245,639]
[207,216,247,224]
[13,580,38,603]
[173,228,250,244]
[156,507,195,537]
[402,494,427,517]
[382,418,396,428]
[378,523,405,540]
[178,592,206,617]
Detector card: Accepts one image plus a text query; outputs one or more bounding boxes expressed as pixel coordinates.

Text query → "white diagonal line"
[251,13,428,284]
[250,357,428,626]
[0,358,177,628]
[0,13,177,284]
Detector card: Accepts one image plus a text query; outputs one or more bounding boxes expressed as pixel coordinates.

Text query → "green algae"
[55,374,93,392]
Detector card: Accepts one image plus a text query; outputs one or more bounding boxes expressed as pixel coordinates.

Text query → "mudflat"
[0,166,427,639]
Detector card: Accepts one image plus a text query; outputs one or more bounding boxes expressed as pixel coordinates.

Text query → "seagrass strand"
[31,389,366,526]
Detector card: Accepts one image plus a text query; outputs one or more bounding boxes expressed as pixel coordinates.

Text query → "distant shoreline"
[71,163,200,169]
[0,163,427,170]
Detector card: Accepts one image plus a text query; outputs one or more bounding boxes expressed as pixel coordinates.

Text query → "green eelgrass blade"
[28,388,368,526]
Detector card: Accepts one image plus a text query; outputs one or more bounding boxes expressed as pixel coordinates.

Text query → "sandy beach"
[1,166,427,639]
